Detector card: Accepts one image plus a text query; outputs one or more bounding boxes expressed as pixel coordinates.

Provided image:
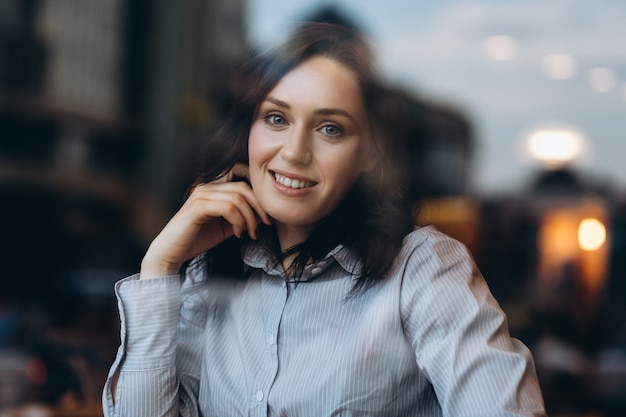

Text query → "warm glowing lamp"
[524,126,586,168]
[578,218,606,251]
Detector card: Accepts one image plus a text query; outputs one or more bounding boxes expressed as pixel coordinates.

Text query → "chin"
[270,213,315,228]
[265,206,319,228]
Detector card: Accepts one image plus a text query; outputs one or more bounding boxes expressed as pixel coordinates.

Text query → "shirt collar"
[242,240,362,281]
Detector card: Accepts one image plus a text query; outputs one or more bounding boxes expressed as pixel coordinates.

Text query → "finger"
[230,163,250,181]
[201,165,272,225]
[235,182,273,227]
[198,180,272,226]
[226,165,273,225]
[191,193,256,239]
[213,163,250,184]
[218,203,249,238]
[191,183,265,238]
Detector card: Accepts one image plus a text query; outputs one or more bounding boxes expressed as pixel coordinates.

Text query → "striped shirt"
[102,226,546,416]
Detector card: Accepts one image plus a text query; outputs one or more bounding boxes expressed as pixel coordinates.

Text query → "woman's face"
[248,56,376,246]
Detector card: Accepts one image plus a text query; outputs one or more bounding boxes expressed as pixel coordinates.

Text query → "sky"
[244,0,626,196]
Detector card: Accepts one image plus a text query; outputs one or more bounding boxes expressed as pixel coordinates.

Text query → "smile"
[272,171,316,189]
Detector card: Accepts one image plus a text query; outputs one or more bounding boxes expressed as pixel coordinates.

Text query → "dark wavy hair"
[190,22,418,292]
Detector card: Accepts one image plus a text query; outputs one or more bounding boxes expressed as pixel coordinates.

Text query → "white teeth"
[274,173,312,189]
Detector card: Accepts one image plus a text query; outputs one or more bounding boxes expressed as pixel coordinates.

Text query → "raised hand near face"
[140,163,272,279]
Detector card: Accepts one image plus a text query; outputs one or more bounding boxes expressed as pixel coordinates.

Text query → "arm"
[102,164,272,416]
[140,164,272,279]
[102,274,186,417]
[401,229,546,417]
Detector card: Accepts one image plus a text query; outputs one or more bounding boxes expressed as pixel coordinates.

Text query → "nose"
[280,125,312,165]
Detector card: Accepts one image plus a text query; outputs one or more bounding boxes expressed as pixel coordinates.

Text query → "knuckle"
[232,193,246,205]
[223,201,239,216]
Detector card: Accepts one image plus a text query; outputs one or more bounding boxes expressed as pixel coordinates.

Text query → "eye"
[320,123,343,138]
[264,113,287,127]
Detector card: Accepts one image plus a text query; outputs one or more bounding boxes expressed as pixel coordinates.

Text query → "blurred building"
[0,0,246,412]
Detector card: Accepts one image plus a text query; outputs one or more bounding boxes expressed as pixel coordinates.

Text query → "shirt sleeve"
[400,229,547,417]
[102,273,200,417]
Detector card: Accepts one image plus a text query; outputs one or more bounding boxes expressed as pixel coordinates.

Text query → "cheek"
[342,143,371,176]
[325,148,369,193]
[247,126,272,186]
[247,126,264,168]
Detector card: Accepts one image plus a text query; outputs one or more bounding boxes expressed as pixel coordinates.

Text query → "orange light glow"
[578,218,606,251]
[536,199,610,309]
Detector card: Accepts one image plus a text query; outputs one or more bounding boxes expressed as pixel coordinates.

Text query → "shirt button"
[256,390,264,402]
[311,267,323,275]
[266,334,275,345]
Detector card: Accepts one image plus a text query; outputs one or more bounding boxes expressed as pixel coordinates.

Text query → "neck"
[275,222,313,253]
[275,222,314,274]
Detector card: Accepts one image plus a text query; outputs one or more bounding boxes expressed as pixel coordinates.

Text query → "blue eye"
[321,124,343,137]
[265,114,286,126]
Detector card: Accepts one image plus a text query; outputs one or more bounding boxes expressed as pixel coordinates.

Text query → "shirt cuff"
[115,274,181,369]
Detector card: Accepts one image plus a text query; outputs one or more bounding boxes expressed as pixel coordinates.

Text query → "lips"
[271,171,316,189]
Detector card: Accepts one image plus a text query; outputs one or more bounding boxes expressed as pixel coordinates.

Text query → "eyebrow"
[264,96,357,123]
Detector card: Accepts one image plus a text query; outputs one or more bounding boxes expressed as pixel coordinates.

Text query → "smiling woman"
[102,21,547,417]
[248,56,376,246]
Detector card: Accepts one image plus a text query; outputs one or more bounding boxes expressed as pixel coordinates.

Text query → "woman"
[103,22,546,416]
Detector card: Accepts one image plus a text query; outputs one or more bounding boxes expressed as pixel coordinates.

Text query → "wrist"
[140,254,181,279]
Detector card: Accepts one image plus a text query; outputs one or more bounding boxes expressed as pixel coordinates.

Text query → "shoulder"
[395,225,487,312]
[396,226,501,332]
[398,225,473,272]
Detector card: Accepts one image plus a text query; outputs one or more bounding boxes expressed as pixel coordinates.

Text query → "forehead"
[264,56,366,115]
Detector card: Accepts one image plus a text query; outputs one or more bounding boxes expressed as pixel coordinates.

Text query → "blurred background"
[1,0,625,415]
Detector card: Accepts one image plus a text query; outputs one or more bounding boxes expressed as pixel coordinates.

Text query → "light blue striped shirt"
[102,226,546,416]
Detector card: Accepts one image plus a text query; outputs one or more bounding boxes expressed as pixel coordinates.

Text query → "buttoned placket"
[252,276,289,417]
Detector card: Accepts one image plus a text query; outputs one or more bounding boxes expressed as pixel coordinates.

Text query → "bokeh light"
[524,126,587,168]
[587,67,616,93]
[482,35,518,61]
[578,218,607,251]
[541,53,577,80]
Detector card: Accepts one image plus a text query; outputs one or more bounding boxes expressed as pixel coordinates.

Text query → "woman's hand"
[140,164,272,279]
